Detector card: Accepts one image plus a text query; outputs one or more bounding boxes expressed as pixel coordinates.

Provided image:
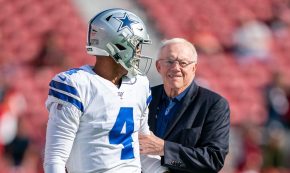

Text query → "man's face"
[156,42,196,94]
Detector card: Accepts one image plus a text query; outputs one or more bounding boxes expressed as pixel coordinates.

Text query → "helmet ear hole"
[115,44,126,51]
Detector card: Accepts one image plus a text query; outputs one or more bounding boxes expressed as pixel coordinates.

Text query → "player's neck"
[93,57,125,86]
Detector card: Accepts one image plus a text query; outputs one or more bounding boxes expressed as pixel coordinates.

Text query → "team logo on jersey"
[118,91,124,99]
[114,13,139,33]
[58,75,66,81]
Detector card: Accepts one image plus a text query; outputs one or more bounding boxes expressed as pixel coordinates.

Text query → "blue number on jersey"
[109,107,134,160]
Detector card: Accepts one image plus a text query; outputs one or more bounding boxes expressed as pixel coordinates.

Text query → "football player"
[44,8,167,173]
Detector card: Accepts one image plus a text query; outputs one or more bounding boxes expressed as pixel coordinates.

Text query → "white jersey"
[44,65,152,173]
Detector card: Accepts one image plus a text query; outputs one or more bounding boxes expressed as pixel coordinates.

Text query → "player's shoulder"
[51,65,93,87]
[122,75,150,95]
[122,75,149,87]
[47,65,93,112]
[134,75,150,92]
[48,65,95,99]
[135,75,150,86]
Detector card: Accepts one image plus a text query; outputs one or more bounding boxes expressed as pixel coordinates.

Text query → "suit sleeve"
[163,98,230,173]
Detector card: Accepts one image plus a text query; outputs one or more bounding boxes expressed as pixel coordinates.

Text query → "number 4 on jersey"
[109,107,134,160]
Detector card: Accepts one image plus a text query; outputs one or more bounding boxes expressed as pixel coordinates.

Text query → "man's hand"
[139,132,164,156]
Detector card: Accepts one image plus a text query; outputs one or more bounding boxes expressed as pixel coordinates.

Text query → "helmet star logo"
[114,13,139,33]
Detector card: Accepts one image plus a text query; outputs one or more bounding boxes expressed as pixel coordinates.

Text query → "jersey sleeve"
[139,78,152,135]
[138,78,168,172]
[141,154,169,173]
[139,106,150,135]
[46,71,84,113]
[44,102,81,173]
[44,72,83,173]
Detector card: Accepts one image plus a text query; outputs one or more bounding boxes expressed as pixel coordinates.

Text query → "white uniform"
[44,65,152,173]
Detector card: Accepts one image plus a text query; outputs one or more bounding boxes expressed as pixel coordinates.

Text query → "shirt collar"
[162,82,192,102]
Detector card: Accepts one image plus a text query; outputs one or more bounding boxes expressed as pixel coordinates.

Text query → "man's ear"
[156,60,161,73]
[192,64,197,78]
[192,64,197,73]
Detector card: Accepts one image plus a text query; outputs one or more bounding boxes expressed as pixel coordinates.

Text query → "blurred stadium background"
[1,0,290,172]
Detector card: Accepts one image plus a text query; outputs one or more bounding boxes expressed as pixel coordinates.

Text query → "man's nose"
[171,61,181,68]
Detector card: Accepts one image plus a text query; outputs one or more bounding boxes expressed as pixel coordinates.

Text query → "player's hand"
[139,131,164,156]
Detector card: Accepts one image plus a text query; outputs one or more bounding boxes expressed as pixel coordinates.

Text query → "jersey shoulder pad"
[47,68,87,112]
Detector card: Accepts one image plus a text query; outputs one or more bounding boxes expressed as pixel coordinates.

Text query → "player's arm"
[139,106,150,135]
[139,102,169,172]
[140,154,170,173]
[44,103,81,172]
[44,70,85,173]
[139,84,152,135]
[44,102,81,173]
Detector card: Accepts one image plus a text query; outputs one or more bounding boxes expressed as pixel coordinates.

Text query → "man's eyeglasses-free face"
[158,59,195,68]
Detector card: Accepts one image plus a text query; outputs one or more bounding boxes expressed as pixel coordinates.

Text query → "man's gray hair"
[158,38,198,63]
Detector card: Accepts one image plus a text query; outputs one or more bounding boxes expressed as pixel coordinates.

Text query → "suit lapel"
[163,82,199,139]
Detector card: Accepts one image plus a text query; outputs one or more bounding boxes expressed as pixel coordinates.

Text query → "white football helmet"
[86,8,152,78]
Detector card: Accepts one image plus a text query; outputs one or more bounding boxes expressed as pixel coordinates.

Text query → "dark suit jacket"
[148,82,230,173]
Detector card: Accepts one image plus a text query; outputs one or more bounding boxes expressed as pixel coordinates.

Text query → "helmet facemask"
[106,34,152,78]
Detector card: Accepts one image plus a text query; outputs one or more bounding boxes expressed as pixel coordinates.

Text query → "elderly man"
[140,38,230,173]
